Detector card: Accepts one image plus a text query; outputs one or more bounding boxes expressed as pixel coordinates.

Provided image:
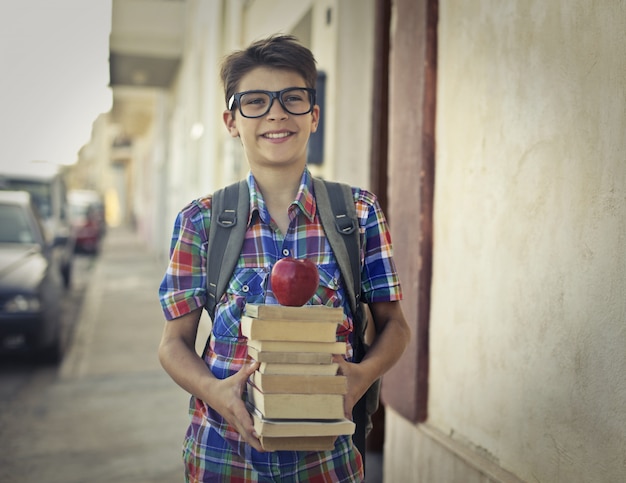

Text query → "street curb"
[59,246,105,379]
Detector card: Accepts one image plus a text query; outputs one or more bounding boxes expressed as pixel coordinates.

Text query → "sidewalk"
[2,227,382,482]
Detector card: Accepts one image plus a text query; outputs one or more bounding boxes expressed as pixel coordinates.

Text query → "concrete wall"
[385,1,626,482]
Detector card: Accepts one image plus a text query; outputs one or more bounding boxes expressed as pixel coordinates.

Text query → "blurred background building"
[75,0,380,261]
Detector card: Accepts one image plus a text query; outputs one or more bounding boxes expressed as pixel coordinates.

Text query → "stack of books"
[243,303,355,451]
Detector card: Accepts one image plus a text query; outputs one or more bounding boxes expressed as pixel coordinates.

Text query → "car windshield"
[0,204,37,244]
[0,179,53,219]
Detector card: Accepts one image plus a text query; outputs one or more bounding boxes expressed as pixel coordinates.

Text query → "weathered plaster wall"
[386,1,626,482]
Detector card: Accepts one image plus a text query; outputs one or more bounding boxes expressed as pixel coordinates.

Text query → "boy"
[158,34,410,482]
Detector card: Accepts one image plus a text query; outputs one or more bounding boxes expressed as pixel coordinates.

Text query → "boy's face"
[223,67,319,171]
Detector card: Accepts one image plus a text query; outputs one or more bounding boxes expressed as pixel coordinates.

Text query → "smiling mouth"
[263,132,292,139]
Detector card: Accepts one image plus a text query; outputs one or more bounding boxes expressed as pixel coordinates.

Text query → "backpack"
[205,177,380,462]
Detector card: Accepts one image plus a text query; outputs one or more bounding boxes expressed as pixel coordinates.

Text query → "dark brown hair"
[220,34,317,108]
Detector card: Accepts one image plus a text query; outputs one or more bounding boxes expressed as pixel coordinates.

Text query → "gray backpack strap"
[312,178,364,339]
[314,177,377,462]
[206,179,249,321]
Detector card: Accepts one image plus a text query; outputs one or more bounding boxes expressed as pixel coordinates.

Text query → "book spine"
[251,372,347,394]
[247,383,344,420]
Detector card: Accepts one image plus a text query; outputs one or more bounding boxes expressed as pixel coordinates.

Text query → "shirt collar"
[246,168,317,226]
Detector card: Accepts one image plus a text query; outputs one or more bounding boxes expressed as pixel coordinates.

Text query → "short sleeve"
[353,188,403,304]
[158,196,212,320]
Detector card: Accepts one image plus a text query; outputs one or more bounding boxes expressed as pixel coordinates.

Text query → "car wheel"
[38,335,63,365]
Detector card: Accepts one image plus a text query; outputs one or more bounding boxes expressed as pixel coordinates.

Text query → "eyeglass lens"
[238,88,312,118]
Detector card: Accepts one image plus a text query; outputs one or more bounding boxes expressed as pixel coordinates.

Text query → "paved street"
[0,227,190,483]
[0,227,382,483]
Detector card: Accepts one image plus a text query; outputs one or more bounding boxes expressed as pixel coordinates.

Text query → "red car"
[68,190,105,254]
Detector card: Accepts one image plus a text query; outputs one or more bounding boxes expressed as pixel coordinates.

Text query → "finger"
[248,426,266,452]
[235,406,265,452]
[332,354,349,375]
[248,435,265,452]
[233,361,259,388]
[237,360,260,378]
[244,360,260,376]
[343,406,351,420]
[342,394,353,420]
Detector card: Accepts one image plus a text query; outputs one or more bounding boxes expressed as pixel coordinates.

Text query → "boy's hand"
[333,355,370,420]
[212,361,264,452]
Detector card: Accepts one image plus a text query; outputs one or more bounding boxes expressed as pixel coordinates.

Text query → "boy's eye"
[243,95,268,106]
[282,89,307,103]
[284,94,304,103]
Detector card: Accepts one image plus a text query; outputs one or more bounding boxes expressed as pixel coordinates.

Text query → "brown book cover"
[246,382,345,420]
[250,371,347,395]
[247,339,346,355]
[241,316,338,343]
[245,304,343,322]
[258,362,339,376]
[247,346,333,364]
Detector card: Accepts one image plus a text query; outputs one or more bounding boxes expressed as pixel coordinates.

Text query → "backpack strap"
[312,178,366,347]
[314,178,376,464]
[206,179,250,321]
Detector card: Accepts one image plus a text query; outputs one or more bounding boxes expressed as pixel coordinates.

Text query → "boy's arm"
[158,308,263,452]
[333,300,410,418]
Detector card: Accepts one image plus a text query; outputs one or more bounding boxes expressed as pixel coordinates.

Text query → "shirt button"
[282,249,290,257]
[242,285,249,293]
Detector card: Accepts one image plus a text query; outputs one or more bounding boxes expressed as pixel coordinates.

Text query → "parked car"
[0,165,75,287]
[0,190,64,362]
[68,190,106,254]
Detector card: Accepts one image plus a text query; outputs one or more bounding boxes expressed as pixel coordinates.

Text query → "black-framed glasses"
[228,87,316,118]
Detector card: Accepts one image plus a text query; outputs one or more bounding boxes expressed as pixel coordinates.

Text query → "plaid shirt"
[159,168,402,482]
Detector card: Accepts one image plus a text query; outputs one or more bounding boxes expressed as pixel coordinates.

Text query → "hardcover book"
[248,406,354,452]
[246,382,345,420]
[244,304,344,322]
[258,362,339,376]
[250,410,355,438]
[250,371,347,395]
[246,339,346,355]
[247,347,333,364]
[241,316,338,343]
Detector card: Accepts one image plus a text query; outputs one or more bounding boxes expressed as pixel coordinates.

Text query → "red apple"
[270,257,319,306]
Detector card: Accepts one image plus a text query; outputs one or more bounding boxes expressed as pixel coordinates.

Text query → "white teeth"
[264,132,290,139]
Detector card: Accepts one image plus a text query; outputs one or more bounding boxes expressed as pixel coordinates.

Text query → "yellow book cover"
[247,339,346,355]
[241,316,338,343]
[247,346,333,364]
[258,362,339,376]
[250,371,347,395]
[246,382,344,420]
[245,304,343,322]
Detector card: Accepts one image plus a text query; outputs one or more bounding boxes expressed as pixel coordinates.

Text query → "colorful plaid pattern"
[159,168,402,482]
